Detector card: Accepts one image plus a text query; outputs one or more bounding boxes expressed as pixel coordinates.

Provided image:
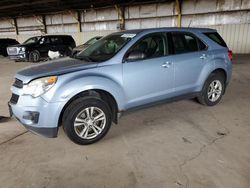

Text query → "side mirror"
[126,51,146,61]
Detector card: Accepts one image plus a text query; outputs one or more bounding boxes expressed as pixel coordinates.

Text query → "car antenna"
[188,19,192,28]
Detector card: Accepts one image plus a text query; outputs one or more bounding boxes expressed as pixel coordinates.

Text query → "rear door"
[170,31,210,95]
[49,36,64,53]
[122,32,175,109]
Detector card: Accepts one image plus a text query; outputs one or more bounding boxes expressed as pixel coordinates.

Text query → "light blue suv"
[9,27,232,145]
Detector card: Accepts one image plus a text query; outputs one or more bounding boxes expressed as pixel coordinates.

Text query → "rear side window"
[204,32,227,47]
[171,32,206,54]
[184,35,198,51]
[63,36,74,44]
[198,39,207,51]
[50,36,63,44]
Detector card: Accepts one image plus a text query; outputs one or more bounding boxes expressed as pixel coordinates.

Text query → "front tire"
[29,50,40,62]
[2,50,8,57]
[62,97,112,145]
[197,73,225,106]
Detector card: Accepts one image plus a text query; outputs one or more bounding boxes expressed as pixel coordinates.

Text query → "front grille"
[10,94,19,104]
[13,78,23,88]
[7,47,18,55]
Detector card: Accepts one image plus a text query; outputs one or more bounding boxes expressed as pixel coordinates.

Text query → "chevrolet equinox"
[8,28,232,145]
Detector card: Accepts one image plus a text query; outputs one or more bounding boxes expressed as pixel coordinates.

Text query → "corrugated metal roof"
[0,0,169,18]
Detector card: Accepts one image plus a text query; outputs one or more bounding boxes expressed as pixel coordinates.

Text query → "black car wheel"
[63,47,73,57]
[29,50,40,62]
[62,97,112,145]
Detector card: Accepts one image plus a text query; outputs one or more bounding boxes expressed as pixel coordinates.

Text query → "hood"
[10,43,34,47]
[8,43,36,49]
[16,57,97,83]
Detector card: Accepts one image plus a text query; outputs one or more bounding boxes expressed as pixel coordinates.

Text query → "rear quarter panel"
[195,48,231,92]
[194,31,232,90]
[213,49,232,84]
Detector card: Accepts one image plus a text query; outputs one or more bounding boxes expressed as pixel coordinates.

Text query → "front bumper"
[23,124,58,138]
[10,108,58,138]
[8,93,65,138]
[9,54,27,61]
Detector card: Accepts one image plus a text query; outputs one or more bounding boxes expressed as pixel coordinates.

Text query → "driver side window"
[127,34,166,61]
[39,37,50,44]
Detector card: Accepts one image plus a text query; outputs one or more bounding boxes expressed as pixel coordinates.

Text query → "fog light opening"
[23,112,40,124]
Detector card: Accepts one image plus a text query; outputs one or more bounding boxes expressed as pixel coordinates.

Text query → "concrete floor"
[0,55,249,188]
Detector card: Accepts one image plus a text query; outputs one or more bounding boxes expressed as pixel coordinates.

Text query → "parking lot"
[0,55,249,188]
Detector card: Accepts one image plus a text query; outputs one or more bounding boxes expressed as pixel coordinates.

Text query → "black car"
[7,35,76,62]
[0,38,19,57]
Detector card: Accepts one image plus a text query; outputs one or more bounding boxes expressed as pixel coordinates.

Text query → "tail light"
[228,50,233,61]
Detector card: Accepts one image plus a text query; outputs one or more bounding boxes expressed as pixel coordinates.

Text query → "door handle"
[162,62,172,68]
[200,54,207,59]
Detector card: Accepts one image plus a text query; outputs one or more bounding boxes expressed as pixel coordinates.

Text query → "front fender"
[42,74,126,111]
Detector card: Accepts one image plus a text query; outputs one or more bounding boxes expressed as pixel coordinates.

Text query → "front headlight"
[19,47,25,52]
[23,76,57,97]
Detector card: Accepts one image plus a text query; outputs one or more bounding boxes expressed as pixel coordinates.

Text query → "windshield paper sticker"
[121,34,136,38]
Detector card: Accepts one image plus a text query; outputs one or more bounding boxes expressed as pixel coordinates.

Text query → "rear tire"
[62,97,112,145]
[29,50,40,62]
[197,73,225,106]
[63,47,73,57]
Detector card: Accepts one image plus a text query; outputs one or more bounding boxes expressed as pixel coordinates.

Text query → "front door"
[38,36,51,57]
[122,33,175,109]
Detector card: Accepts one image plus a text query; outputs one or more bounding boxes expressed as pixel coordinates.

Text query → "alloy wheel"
[74,107,106,139]
[207,80,222,102]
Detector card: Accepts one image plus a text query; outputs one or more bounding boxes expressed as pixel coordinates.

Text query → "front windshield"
[23,36,41,44]
[85,37,101,45]
[76,33,135,62]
